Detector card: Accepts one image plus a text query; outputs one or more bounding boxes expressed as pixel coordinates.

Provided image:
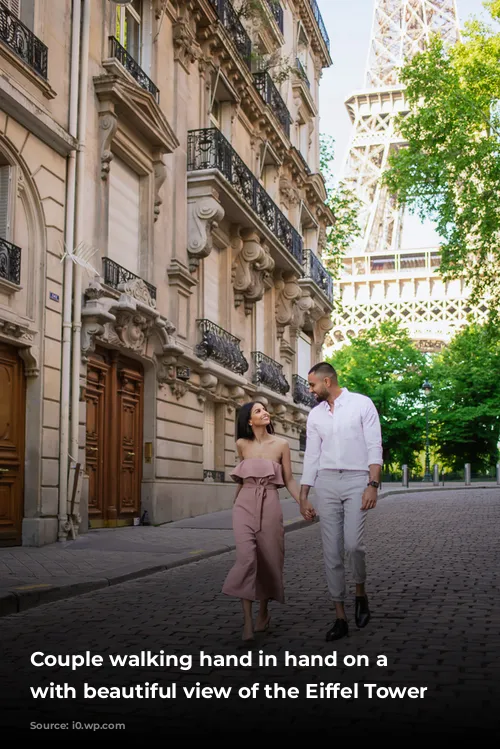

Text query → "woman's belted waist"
[241,482,279,531]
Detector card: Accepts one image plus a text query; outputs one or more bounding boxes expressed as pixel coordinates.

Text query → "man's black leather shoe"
[355,595,370,628]
[325,618,348,641]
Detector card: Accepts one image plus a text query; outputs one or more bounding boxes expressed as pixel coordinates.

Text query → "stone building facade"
[0,0,334,547]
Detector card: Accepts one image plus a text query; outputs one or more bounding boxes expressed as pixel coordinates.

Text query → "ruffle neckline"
[230,458,285,487]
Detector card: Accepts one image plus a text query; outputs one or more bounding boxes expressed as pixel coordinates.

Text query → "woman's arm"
[281,441,301,504]
[232,439,244,504]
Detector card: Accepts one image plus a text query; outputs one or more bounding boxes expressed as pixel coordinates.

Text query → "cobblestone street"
[1,489,499,737]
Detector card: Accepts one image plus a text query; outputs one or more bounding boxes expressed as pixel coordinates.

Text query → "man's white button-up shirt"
[300,387,384,487]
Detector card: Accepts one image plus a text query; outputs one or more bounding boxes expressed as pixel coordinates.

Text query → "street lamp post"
[422,379,432,481]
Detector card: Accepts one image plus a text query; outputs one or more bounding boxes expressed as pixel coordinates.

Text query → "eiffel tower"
[325,0,489,355]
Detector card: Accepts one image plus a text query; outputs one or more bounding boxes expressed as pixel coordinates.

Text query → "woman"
[222,401,304,641]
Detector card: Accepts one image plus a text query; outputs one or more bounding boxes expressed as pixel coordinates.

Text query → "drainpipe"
[70,0,91,471]
[58,0,82,541]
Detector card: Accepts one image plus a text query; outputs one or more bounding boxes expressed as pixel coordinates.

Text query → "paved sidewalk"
[0,482,497,618]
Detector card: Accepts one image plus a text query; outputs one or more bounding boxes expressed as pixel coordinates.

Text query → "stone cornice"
[94,65,180,153]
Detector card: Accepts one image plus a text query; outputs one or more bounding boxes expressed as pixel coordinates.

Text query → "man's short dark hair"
[308,362,338,381]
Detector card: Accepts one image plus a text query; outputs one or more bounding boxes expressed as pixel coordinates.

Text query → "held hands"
[299,498,316,522]
[361,485,378,510]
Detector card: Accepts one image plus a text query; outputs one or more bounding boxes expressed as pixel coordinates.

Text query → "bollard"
[497,462,500,485]
[402,464,409,487]
[433,465,439,486]
[465,463,471,486]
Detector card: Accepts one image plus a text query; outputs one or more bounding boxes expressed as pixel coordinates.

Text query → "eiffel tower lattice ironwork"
[326,0,489,356]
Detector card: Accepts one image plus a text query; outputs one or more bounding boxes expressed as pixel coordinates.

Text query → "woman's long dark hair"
[236,401,275,441]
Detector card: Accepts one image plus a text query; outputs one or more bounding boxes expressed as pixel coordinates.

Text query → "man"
[299,362,383,641]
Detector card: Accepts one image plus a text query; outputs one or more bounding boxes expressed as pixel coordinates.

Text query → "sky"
[317,0,489,175]
[315,0,490,249]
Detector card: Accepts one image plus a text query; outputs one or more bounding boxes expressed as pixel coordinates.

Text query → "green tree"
[319,133,361,283]
[327,320,429,471]
[428,322,500,472]
[382,1,500,319]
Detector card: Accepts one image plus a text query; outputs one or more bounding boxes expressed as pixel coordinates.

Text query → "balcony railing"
[265,0,284,33]
[295,58,310,89]
[195,319,249,375]
[209,0,252,70]
[109,37,159,103]
[309,0,330,50]
[0,3,48,79]
[303,249,333,303]
[187,128,303,265]
[293,375,316,408]
[253,71,291,138]
[252,352,289,395]
[102,258,157,302]
[0,238,21,285]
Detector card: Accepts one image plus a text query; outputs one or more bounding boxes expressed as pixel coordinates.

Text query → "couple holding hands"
[222,362,384,643]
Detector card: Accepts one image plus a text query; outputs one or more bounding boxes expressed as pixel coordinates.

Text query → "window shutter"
[297,334,312,380]
[203,400,215,471]
[0,165,10,240]
[1,1,21,18]
[108,156,140,275]
[203,247,220,324]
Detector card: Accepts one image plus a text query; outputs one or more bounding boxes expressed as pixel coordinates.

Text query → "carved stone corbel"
[291,290,316,334]
[275,270,302,337]
[231,229,275,315]
[314,314,333,351]
[279,175,300,210]
[187,193,224,272]
[81,281,117,362]
[98,110,118,180]
[173,11,201,73]
[153,153,167,222]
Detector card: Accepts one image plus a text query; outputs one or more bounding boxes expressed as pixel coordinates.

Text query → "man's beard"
[315,390,328,402]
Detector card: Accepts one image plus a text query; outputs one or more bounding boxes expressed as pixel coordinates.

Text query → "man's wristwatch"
[367,480,380,488]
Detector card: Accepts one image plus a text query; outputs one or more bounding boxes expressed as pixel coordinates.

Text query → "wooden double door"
[0,344,26,546]
[85,348,144,527]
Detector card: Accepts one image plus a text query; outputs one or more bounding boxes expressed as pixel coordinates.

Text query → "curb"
[0,516,311,619]
[379,484,499,498]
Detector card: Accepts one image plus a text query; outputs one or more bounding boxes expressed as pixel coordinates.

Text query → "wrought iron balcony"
[265,0,284,33]
[309,0,330,50]
[0,238,21,285]
[252,352,290,395]
[109,37,159,103]
[0,3,48,79]
[102,257,157,302]
[195,319,249,375]
[187,128,303,265]
[208,0,252,70]
[295,58,310,89]
[293,375,316,408]
[253,71,291,138]
[303,249,333,303]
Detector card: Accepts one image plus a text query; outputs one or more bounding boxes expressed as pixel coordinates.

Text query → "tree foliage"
[319,133,361,280]
[428,323,500,472]
[382,1,500,319]
[326,320,429,470]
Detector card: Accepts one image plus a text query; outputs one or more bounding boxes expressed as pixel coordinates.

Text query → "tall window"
[0,156,12,241]
[108,155,141,275]
[1,0,34,29]
[115,0,142,62]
